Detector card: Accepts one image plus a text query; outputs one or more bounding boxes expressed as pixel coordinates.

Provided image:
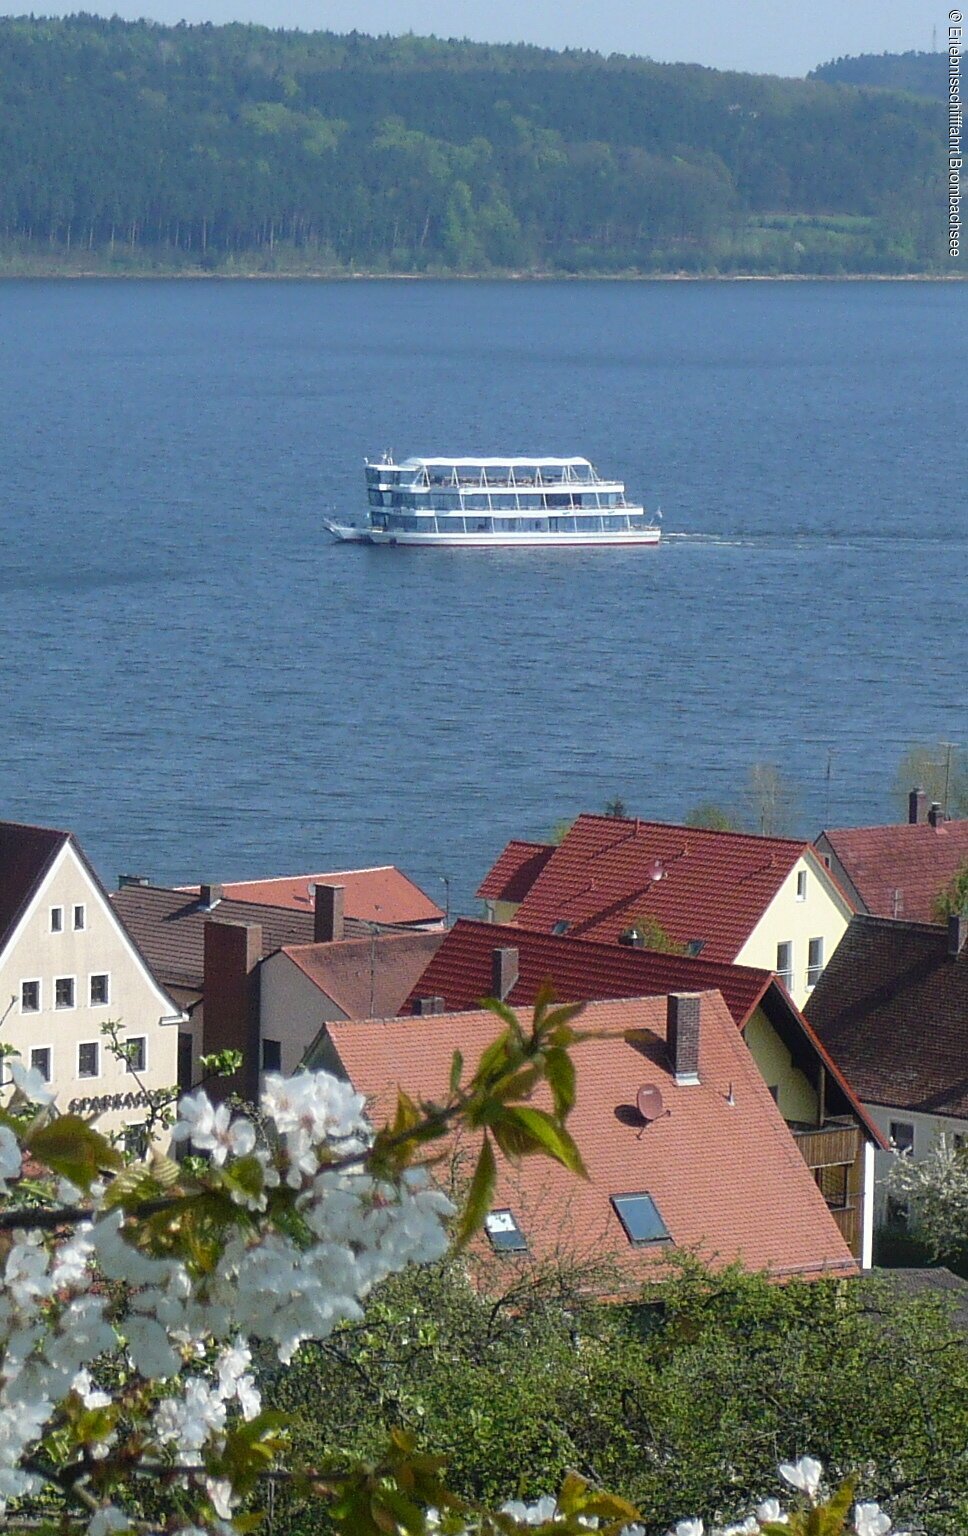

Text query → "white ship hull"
[324,521,660,548]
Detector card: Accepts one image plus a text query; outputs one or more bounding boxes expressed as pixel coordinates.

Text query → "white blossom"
[87,1506,131,1535]
[778,1456,823,1501]
[853,1504,892,1536]
[10,1060,57,1107]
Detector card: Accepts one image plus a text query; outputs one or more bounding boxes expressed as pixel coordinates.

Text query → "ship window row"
[372,513,652,534]
[369,490,626,510]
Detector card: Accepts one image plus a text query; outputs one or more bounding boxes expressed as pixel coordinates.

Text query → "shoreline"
[0,268,965,282]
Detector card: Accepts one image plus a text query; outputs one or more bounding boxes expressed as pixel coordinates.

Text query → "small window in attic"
[484,1209,528,1253]
[684,938,705,957]
[552,920,570,935]
[611,1192,672,1247]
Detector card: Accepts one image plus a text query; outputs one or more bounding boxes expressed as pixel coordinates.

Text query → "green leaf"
[453,1131,496,1248]
[499,1106,587,1176]
[448,1050,463,1094]
[27,1114,123,1192]
[544,1046,576,1116]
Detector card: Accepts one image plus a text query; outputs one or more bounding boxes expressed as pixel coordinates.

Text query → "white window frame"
[77,1041,101,1080]
[125,1036,147,1075]
[806,936,825,989]
[54,975,76,1010]
[88,972,111,1007]
[50,906,64,933]
[20,978,41,1014]
[776,940,794,991]
[796,869,807,901]
[30,1045,53,1083]
[890,1120,915,1156]
[73,903,86,931]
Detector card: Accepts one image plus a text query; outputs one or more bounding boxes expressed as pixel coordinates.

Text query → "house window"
[806,937,825,988]
[55,977,75,1010]
[610,1192,672,1246]
[77,1042,99,1078]
[30,1047,51,1083]
[796,869,807,901]
[890,1121,915,1156]
[73,904,86,931]
[484,1209,528,1253]
[886,1193,909,1230]
[20,980,40,1013]
[50,907,63,933]
[126,1037,146,1074]
[262,1039,282,1072]
[90,974,110,1006]
[815,1163,849,1211]
[124,1124,148,1159]
[776,941,794,990]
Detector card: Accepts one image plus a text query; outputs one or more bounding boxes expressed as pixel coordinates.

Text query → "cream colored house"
[0,821,185,1150]
[477,815,855,1011]
[732,849,854,1009]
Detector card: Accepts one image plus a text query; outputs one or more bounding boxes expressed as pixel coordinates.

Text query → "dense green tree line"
[0,17,957,273]
[263,1256,968,1535]
[811,50,947,101]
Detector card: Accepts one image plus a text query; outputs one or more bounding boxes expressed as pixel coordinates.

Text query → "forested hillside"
[810,50,946,101]
[0,17,956,274]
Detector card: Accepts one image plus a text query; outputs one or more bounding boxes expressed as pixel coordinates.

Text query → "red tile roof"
[805,915,968,1117]
[817,821,968,924]
[282,931,445,1020]
[182,867,444,927]
[402,918,770,1026]
[401,919,884,1149]
[477,841,557,903]
[482,814,815,959]
[325,995,857,1284]
[0,820,69,953]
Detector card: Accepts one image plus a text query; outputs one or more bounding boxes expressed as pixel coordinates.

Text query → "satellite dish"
[636,1084,664,1123]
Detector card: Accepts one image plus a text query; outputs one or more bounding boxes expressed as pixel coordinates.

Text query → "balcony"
[792,1122,863,1259]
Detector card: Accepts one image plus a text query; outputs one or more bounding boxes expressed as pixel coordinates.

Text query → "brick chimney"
[314,883,345,943]
[413,995,446,1016]
[202,919,263,1103]
[667,993,701,1086]
[949,913,968,959]
[199,882,223,909]
[928,802,944,829]
[491,946,519,1002]
[908,786,926,825]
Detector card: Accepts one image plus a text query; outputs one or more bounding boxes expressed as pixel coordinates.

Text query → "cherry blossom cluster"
[0,1066,454,1529]
[503,1459,904,1536]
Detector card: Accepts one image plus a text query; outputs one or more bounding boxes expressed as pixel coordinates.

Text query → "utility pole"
[940,741,958,819]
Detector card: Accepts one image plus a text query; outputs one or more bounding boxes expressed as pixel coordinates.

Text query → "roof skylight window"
[551,920,570,935]
[484,1209,528,1253]
[610,1192,672,1247]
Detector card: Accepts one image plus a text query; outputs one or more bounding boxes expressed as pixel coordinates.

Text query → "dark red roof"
[486,814,812,960]
[0,820,70,953]
[402,918,770,1026]
[327,995,856,1284]
[817,821,968,924]
[477,840,556,903]
[805,915,968,1117]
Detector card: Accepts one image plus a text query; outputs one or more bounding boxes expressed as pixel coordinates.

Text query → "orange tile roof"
[183,867,444,926]
[484,814,815,960]
[477,840,557,903]
[281,931,445,1020]
[325,995,857,1285]
[817,821,968,924]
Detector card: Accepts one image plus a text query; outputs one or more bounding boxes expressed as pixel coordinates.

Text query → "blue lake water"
[0,277,964,913]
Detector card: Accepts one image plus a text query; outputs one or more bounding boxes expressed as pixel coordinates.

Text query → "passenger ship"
[324,455,661,547]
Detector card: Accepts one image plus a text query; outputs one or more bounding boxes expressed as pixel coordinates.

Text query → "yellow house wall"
[484,900,521,925]
[735,853,852,1009]
[742,1006,819,1125]
[0,843,181,1144]
[259,952,348,1079]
